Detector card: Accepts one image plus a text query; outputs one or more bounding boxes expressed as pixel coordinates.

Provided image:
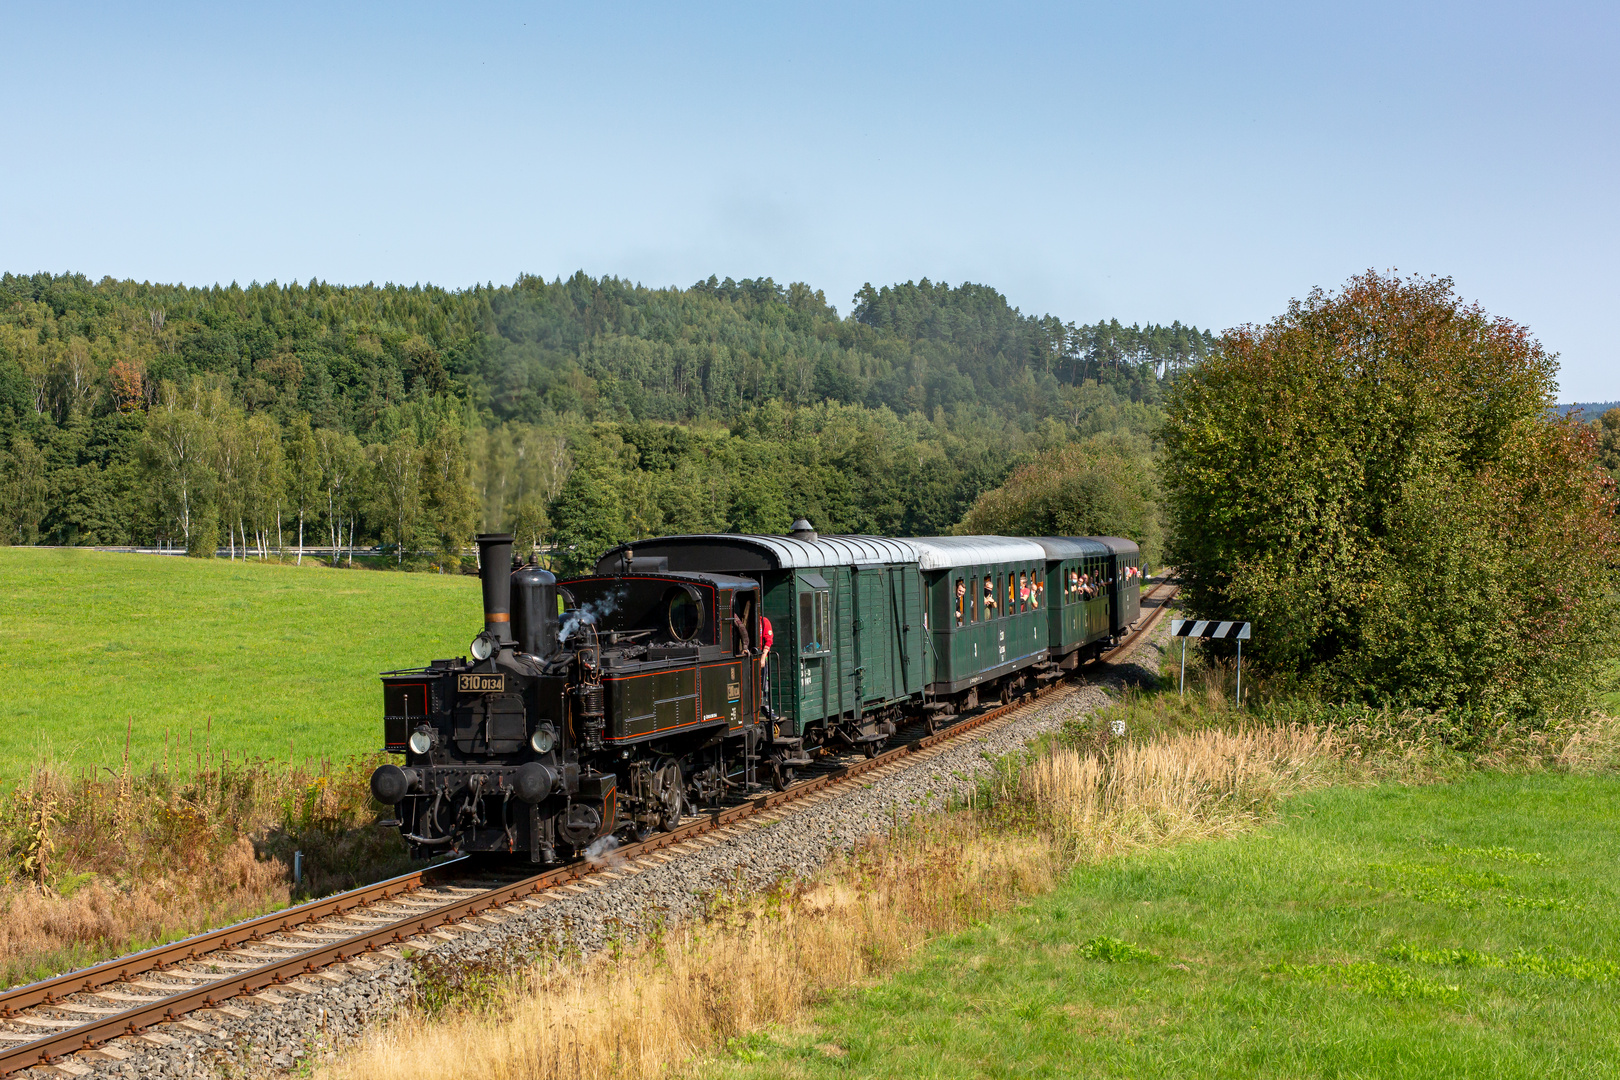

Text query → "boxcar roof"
[595,534,918,573]
[907,536,1049,571]
[1031,537,1113,560]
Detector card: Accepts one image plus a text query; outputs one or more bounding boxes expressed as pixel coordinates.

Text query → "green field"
[0,548,482,778]
[724,772,1620,1079]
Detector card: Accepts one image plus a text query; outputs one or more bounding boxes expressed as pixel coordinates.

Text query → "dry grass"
[1015,725,1343,859]
[0,750,410,988]
[309,724,1347,1080]
[316,818,1050,1080]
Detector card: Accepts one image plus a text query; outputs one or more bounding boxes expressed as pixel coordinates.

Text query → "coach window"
[1006,574,1015,613]
[954,578,965,627]
[799,588,830,653]
[797,574,831,654]
[982,575,996,620]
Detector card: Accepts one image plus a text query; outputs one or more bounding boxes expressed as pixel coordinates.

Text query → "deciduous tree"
[1161,271,1619,721]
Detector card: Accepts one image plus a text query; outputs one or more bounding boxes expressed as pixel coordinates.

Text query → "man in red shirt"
[759,614,773,669]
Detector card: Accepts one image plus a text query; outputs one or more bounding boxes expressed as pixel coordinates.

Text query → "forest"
[0,272,1207,571]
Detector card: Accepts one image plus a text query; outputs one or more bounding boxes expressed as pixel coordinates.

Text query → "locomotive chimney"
[476,534,515,643]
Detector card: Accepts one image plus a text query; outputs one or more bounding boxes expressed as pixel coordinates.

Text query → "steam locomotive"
[369,525,1141,863]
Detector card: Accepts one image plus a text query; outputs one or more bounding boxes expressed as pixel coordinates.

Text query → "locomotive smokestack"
[476,534,515,643]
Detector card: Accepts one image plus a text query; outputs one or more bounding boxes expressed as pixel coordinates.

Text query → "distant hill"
[1554,401,1620,418]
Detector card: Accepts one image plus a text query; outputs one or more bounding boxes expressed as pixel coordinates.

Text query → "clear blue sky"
[2,2,1615,400]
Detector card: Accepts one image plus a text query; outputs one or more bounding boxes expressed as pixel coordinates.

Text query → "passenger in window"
[982,576,997,617]
[955,579,966,627]
[1019,573,1029,612]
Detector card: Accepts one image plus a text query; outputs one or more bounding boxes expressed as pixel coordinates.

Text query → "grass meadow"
[718,771,1620,1079]
[0,547,481,778]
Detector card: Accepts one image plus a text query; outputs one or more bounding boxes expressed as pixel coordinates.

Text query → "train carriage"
[1032,536,1116,668]
[1095,537,1142,636]
[909,536,1051,704]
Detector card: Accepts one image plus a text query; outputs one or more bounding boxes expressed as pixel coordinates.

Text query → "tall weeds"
[0,751,409,989]
[1015,725,1342,859]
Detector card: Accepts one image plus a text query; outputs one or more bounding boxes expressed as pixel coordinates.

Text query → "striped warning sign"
[1170,620,1250,640]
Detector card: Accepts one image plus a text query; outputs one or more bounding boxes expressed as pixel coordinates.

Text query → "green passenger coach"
[908,536,1051,701]
[1032,536,1117,669]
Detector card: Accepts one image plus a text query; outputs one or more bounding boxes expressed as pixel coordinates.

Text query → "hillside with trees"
[0,272,1204,570]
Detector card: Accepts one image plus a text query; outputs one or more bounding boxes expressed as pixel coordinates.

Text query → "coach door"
[851,566,889,706]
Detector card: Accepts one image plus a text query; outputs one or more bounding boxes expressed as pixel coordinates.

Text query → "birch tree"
[284,417,322,564]
[370,429,423,566]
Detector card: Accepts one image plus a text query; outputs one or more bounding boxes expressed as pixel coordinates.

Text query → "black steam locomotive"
[370,527,1141,863]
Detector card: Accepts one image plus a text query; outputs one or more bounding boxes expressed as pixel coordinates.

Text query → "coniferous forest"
[0,272,1211,572]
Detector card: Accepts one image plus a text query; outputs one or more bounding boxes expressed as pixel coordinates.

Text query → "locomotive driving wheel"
[650,760,684,832]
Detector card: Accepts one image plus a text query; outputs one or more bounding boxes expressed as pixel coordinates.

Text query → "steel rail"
[0,860,472,1019]
[0,578,1176,1076]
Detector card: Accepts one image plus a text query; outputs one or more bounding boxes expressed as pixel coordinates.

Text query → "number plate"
[727,682,741,701]
[458,673,506,693]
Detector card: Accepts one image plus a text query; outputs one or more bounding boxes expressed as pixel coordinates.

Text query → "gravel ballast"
[31,612,1173,1079]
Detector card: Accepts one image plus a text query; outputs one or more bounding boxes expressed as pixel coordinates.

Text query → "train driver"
[759,614,773,669]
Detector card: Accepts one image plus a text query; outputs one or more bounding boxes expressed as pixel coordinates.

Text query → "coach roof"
[1092,536,1141,556]
[906,536,1049,571]
[1031,536,1113,560]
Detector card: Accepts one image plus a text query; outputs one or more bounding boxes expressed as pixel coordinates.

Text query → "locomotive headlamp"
[469,631,497,662]
[408,730,433,755]
[530,724,556,755]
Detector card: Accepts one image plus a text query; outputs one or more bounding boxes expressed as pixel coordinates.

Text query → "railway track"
[2,579,1178,1077]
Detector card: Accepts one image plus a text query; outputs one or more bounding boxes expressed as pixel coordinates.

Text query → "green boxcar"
[594,533,924,738]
